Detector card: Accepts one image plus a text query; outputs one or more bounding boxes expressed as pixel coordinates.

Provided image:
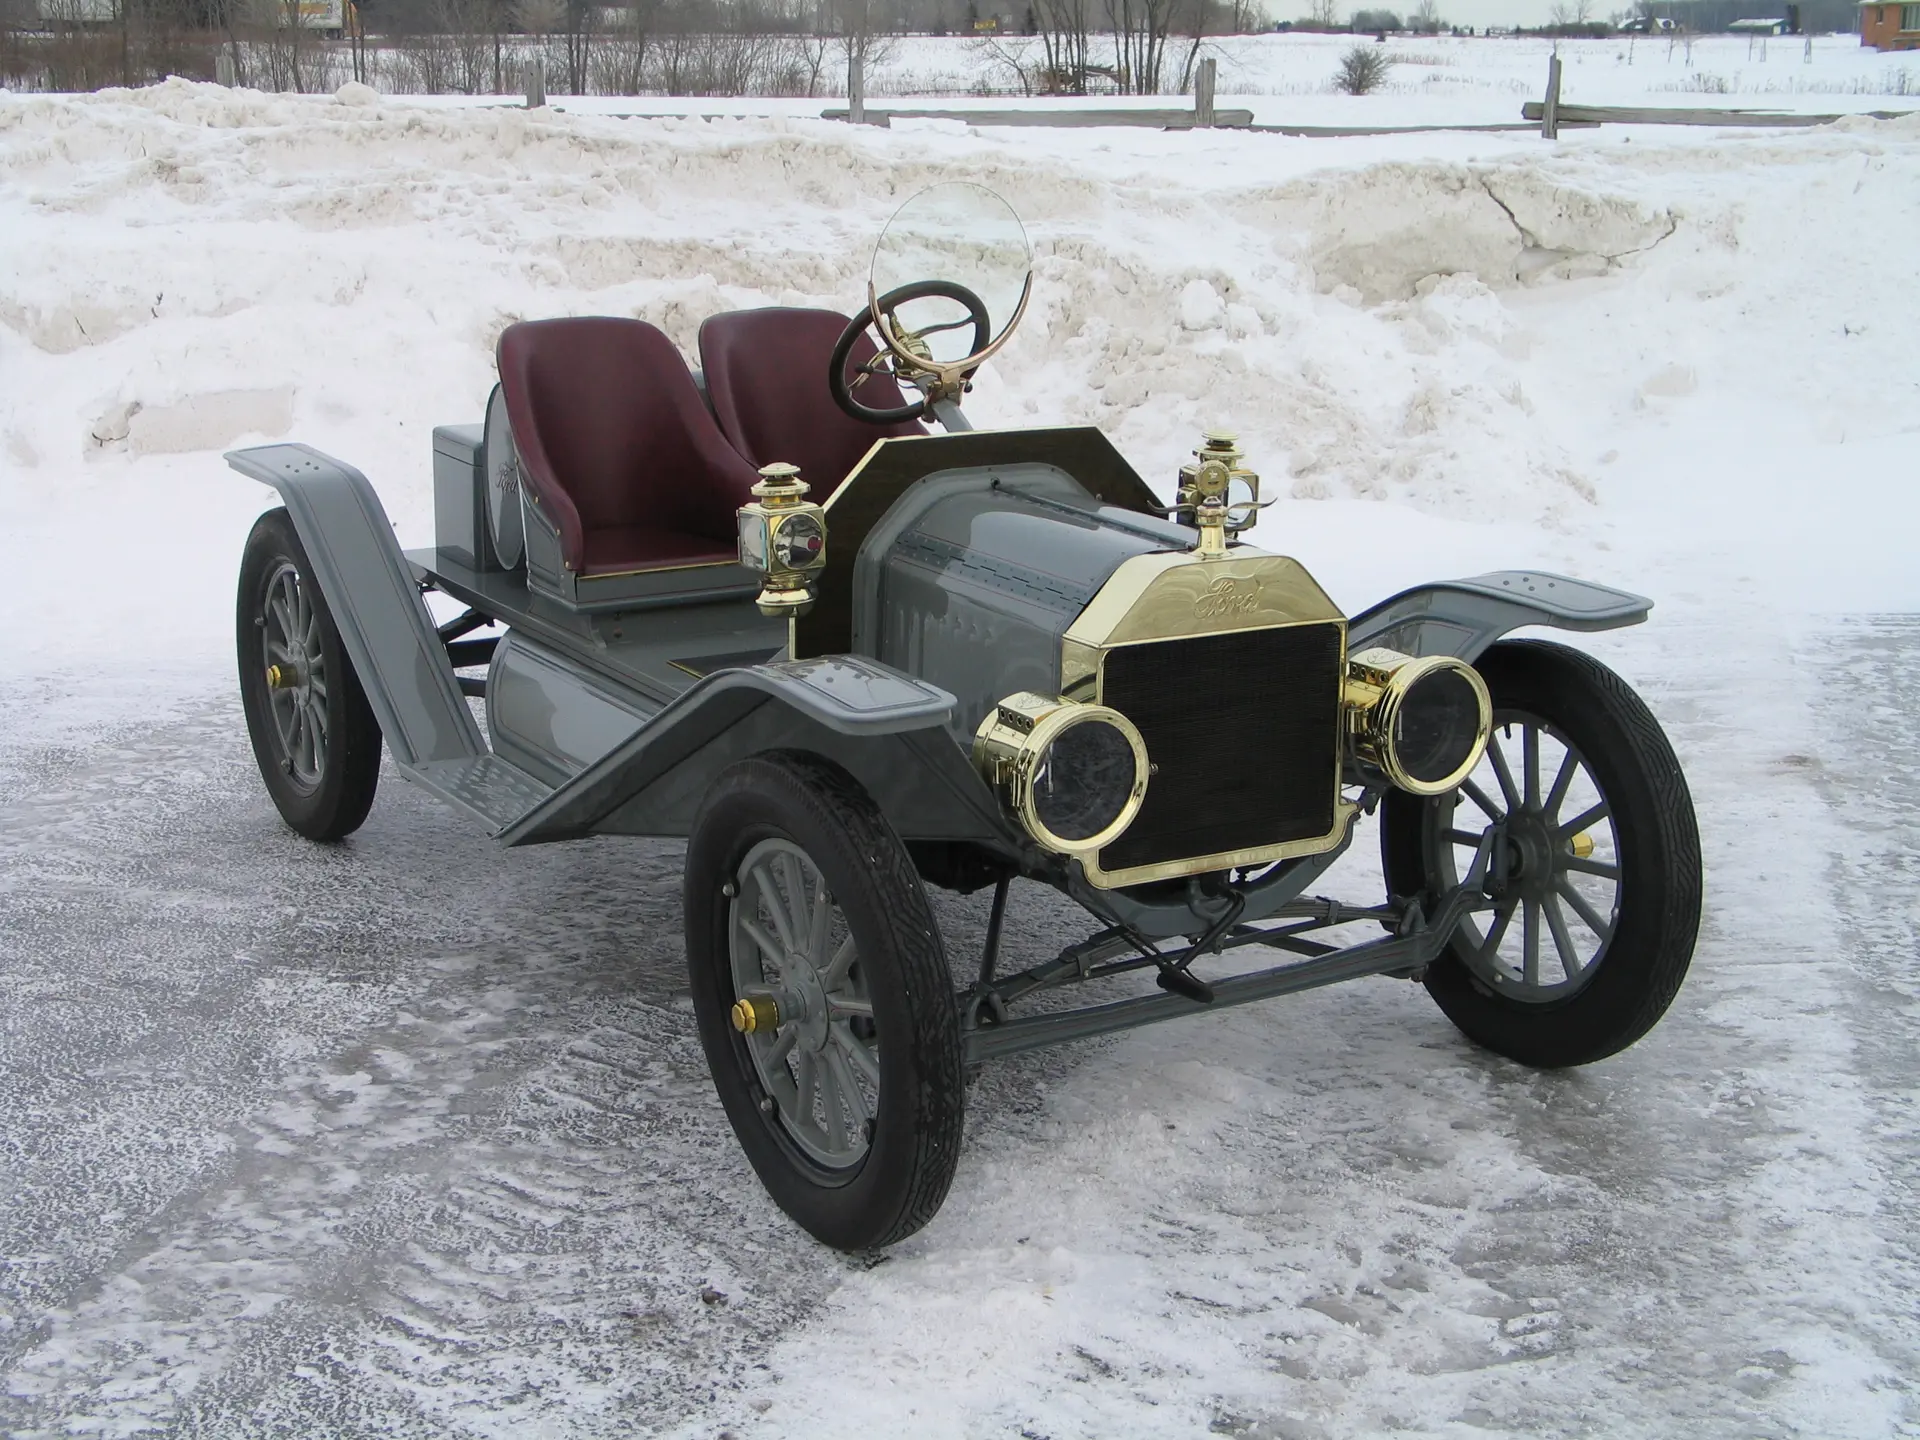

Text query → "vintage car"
[230,183,1701,1251]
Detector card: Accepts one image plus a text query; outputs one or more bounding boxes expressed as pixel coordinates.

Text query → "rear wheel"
[237,508,381,841]
[684,752,964,1250]
[1382,640,1700,1068]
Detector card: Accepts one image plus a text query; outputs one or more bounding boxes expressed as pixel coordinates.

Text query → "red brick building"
[1859,1,1920,48]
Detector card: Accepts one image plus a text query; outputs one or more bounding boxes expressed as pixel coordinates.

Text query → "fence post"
[527,56,546,109]
[1194,56,1216,127]
[216,51,235,86]
[1540,53,1562,140]
[849,48,865,125]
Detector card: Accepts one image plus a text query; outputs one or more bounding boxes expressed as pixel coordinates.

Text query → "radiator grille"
[1097,623,1344,877]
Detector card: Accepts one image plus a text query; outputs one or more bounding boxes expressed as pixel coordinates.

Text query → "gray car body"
[228,436,1650,935]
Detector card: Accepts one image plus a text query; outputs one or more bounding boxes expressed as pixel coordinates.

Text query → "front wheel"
[684,752,965,1250]
[1382,640,1701,1068]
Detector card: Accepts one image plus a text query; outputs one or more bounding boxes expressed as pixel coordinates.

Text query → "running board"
[228,443,484,771]
[400,756,555,836]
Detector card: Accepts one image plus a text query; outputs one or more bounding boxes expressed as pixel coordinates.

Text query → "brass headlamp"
[973,692,1149,856]
[736,462,827,618]
[1344,647,1493,796]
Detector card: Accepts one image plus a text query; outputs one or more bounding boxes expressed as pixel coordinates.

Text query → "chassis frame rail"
[960,849,1490,1065]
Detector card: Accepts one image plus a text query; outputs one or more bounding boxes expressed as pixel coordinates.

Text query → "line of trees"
[2,0,1268,94]
[989,0,1258,95]
[0,0,891,93]
[1307,0,1863,33]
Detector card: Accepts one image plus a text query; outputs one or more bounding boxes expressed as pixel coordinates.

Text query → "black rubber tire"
[1381,640,1701,1068]
[236,507,382,842]
[684,752,965,1250]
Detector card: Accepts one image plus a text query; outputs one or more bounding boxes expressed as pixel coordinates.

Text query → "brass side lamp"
[736,462,828,618]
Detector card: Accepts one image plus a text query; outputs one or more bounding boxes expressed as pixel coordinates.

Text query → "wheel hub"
[784,953,831,1054]
[1429,708,1624,1004]
[726,836,879,1173]
[1490,809,1561,903]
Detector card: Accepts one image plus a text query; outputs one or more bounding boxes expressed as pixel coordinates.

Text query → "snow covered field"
[868,30,1920,118]
[1,51,1918,1438]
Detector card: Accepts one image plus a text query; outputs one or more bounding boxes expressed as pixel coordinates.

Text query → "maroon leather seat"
[496,317,763,577]
[698,308,924,500]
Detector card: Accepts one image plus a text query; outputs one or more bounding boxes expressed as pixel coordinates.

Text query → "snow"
[1,43,1918,1437]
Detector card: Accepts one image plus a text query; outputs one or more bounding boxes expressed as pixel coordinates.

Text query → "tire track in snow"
[0,706,848,1436]
[684,616,1910,1440]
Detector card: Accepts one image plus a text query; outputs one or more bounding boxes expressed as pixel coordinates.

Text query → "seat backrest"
[496,316,760,569]
[698,308,925,499]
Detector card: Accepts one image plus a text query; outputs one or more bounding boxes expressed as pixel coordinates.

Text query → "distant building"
[1859,0,1920,45]
[1728,14,1789,29]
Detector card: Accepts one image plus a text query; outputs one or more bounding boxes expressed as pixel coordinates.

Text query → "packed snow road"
[0,616,1911,1438]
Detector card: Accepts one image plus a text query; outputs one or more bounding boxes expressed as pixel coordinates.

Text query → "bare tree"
[261,0,339,92]
[1029,0,1093,91]
[830,0,894,95]
[1225,0,1263,31]
[1306,0,1340,26]
[1104,0,1210,94]
[1410,0,1441,31]
[559,0,597,93]
[592,0,657,93]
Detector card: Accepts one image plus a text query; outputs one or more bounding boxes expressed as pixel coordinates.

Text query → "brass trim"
[972,692,1150,856]
[572,558,738,582]
[1175,430,1269,539]
[731,994,780,1033]
[1059,543,1355,890]
[869,272,1034,405]
[1342,647,1493,796]
[1080,801,1361,891]
[1061,547,1344,700]
[736,462,828,619]
[792,427,1165,659]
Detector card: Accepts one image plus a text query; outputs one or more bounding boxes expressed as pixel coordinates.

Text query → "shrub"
[1335,43,1393,94]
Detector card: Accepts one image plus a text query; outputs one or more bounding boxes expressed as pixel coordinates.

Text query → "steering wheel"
[829,280,993,425]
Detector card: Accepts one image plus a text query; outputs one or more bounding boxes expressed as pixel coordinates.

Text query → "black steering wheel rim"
[828,279,993,426]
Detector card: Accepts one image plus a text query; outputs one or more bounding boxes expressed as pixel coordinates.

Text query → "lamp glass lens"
[773,514,823,568]
[1393,668,1482,786]
[1031,719,1137,843]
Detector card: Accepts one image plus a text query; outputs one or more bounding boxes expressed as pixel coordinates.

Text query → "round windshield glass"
[870,183,1032,365]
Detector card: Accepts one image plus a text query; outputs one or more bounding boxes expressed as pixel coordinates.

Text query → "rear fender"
[1348,570,1651,663]
[228,443,482,769]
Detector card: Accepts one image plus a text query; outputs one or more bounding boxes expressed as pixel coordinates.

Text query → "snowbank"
[3,82,1917,718]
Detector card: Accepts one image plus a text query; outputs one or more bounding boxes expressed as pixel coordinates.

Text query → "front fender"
[497,655,1020,853]
[1348,570,1651,663]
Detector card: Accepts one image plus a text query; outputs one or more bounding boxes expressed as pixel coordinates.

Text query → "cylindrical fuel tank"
[486,633,657,784]
[852,463,1190,738]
